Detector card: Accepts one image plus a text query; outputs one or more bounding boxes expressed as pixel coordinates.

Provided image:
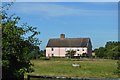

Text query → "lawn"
[26,58,118,79]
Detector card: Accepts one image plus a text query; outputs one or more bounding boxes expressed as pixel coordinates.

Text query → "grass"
[26,58,118,79]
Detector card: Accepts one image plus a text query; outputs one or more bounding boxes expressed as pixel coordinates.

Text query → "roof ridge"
[49,38,90,39]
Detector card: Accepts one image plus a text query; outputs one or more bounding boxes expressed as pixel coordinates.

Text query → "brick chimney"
[60,34,65,38]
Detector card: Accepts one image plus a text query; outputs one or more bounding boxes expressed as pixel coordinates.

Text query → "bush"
[44,57,50,60]
[117,60,120,77]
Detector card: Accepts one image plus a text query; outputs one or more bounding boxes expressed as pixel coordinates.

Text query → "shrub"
[117,60,120,77]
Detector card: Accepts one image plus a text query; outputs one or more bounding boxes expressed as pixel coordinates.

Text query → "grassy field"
[26,58,118,79]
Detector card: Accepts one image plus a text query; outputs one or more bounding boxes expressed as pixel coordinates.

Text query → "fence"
[27,75,120,80]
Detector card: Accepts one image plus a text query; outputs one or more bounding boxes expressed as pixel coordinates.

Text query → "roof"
[46,38,91,47]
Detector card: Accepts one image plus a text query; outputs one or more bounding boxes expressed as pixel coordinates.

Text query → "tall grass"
[26,59,118,78]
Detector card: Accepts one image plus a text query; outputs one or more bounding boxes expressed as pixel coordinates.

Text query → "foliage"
[39,50,46,57]
[66,50,76,58]
[92,52,96,58]
[81,53,89,58]
[94,47,107,58]
[28,46,41,59]
[2,3,41,80]
[29,49,46,59]
[117,60,120,77]
[94,41,120,60]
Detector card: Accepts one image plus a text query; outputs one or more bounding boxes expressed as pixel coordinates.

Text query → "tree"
[66,50,76,58]
[94,47,106,58]
[94,41,120,59]
[39,50,46,57]
[28,45,41,60]
[82,53,88,58]
[1,3,41,80]
[105,41,119,59]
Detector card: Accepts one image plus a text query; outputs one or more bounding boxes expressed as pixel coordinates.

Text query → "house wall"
[46,47,66,57]
[73,47,87,56]
[46,47,88,57]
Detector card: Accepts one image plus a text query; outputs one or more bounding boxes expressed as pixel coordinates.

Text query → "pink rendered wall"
[59,48,66,57]
[46,47,66,57]
[46,48,51,57]
[74,47,87,56]
[46,47,88,57]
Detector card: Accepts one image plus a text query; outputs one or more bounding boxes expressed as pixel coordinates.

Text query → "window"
[82,49,84,51]
[77,54,80,56]
[51,48,54,51]
[52,54,54,57]
[77,49,79,51]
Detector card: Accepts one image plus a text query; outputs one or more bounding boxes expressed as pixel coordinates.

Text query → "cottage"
[46,34,92,57]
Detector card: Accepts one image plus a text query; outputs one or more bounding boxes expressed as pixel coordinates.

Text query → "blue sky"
[5,2,118,50]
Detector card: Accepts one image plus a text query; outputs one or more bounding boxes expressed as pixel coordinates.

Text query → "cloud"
[11,3,117,17]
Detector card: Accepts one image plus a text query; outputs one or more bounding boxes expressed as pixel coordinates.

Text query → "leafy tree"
[28,45,41,59]
[66,50,76,58]
[1,3,41,80]
[105,41,119,59]
[94,47,106,58]
[34,46,41,59]
[82,53,89,58]
[94,41,120,59]
[39,50,46,57]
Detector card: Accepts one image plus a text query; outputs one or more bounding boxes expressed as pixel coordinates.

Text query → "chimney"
[60,34,65,38]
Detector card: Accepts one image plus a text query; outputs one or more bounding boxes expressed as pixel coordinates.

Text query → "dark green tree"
[39,50,46,57]
[66,50,76,58]
[94,41,120,59]
[105,41,119,59]
[94,47,106,58]
[27,45,41,60]
[1,3,41,80]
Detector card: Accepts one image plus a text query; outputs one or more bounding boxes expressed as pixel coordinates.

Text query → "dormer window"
[51,48,54,51]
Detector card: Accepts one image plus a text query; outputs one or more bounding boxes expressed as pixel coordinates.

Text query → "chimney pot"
[60,34,65,38]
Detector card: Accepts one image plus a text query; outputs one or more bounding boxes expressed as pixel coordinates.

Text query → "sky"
[2,0,119,2]
[4,2,118,50]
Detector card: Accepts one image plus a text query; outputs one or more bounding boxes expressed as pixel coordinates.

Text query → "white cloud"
[11,3,117,17]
